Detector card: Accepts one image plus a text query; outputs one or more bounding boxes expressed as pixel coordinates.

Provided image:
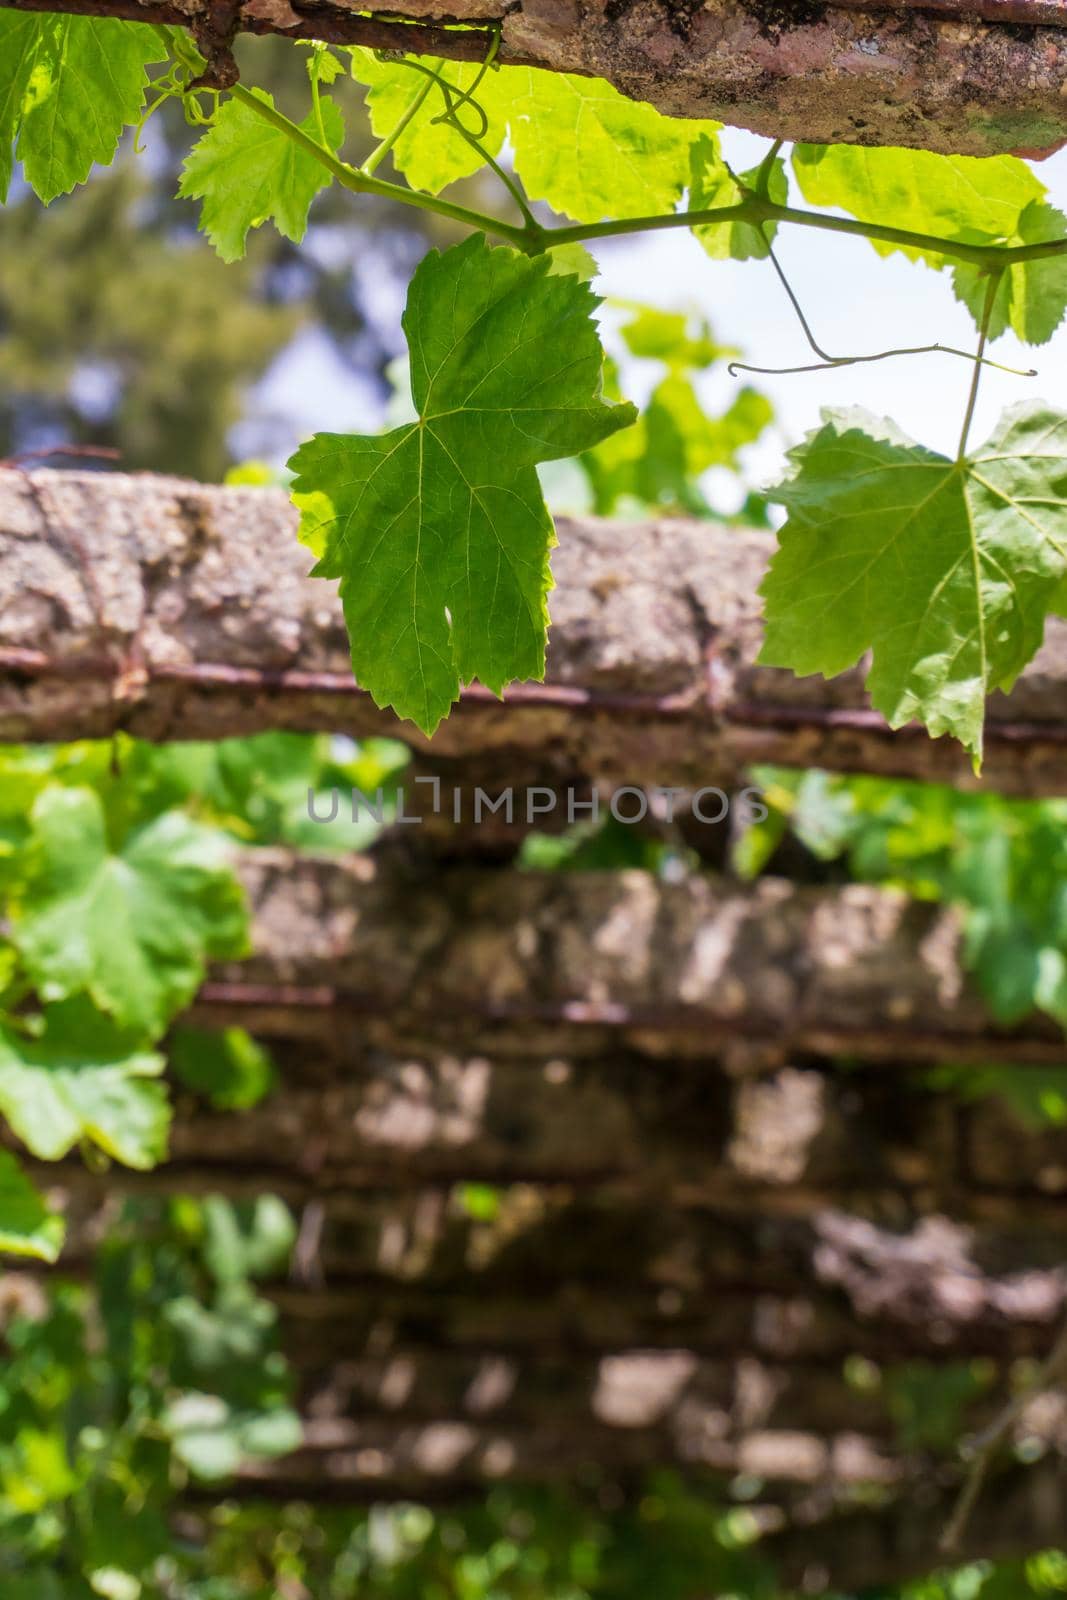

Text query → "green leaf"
[13,786,247,1037]
[760,403,1067,764]
[162,1391,301,1480]
[308,44,344,85]
[0,1149,64,1261]
[179,89,344,262]
[0,12,40,201]
[349,50,506,195]
[582,374,769,516]
[170,1026,275,1112]
[546,241,598,281]
[12,15,165,204]
[349,56,716,218]
[289,234,634,733]
[201,1195,295,1284]
[953,200,1067,347]
[690,135,788,260]
[791,144,1043,265]
[502,70,716,222]
[791,144,1067,343]
[0,1001,168,1168]
[617,303,730,368]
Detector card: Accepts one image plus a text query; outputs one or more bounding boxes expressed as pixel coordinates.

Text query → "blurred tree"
[0,164,296,479]
[0,36,440,481]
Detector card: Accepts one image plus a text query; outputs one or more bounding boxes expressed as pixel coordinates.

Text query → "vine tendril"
[729,234,1034,383]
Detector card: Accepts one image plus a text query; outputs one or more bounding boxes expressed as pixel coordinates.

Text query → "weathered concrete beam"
[58,1040,1067,1221]
[190,851,1067,1067]
[1,0,1066,154]
[6,472,1067,793]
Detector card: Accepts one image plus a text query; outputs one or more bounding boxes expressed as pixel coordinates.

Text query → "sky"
[594,129,1067,510]
[240,128,1067,514]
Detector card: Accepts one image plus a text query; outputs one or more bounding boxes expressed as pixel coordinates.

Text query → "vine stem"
[941,1315,1067,1552]
[164,29,532,246]
[168,28,1067,274]
[732,345,1035,379]
[545,196,1063,268]
[227,79,531,246]
[735,235,1033,379]
[957,269,1003,461]
[309,50,330,147]
[399,56,543,231]
[360,76,435,176]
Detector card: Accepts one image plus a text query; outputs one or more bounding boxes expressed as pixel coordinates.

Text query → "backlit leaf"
[349,49,505,194]
[289,234,634,733]
[791,144,1067,342]
[760,403,1067,763]
[690,135,788,260]
[180,89,344,261]
[9,14,165,204]
[501,68,718,223]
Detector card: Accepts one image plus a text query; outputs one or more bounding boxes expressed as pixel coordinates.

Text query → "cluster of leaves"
[5,1320,1067,1600]
[0,732,407,1260]
[0,1193,302,1597]
[577,303,772,520]
[738,768,1067,1121]
[179,1475,778,1600]
[4,13,1067,757]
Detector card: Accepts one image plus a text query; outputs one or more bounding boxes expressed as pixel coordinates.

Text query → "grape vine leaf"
[500,70,718,223]
[348,50,506,195]
[289,234,635,733]
[953,199,1067,347]
[170,1026,275,1112]
[690,136,788,260]
[12,787,248,1037]
[0,13,165,205]
[0,1000,167,1168]
[791,144,1043,263]
[583,375,769,515]
[760,403,1067,763]
[0,13,39,201]
[790,144,1067,344]
[307,44,344,86]
[580,302,769,516]
[179,89,345,262]
[618,304,731,367]
[0,1149,64,1261]
[348,55,720,219]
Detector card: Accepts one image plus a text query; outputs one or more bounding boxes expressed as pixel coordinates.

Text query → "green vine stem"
[360,75,434,176]
[309,49,331,147]
[164,28,532,246]
[398,57,542,232]
[166,29,1067,276]
[957,268,1003,461]
[547,196,1065,268]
